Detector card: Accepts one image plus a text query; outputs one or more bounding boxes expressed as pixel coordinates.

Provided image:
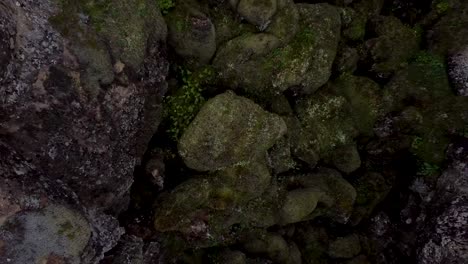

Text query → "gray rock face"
[0,0,168,262]
[448,47,468,96]
[0,0,168,210]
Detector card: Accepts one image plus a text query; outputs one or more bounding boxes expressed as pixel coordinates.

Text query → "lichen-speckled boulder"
[365,16,420,78]
[244,233,290,263]
[166,3,216,64]
[294,90,358,162]
[178,91,287,171]
[213,3,341,98]
[237,0,278,29]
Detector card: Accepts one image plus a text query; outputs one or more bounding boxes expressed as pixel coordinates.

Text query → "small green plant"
[434,0,450,14]
[411,136,423,150]
[164,66,215,140]
[417,162,441,176]
[158,0,175,15]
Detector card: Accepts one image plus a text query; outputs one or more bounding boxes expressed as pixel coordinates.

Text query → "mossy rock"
[178,91,286,171]
[213,3,341,98]
[350,172,391,225]
[382,52,468,164]
[279,188,320,225]
[210,250,247,264]
[154,159,274,247]
[244,233,290,263]
[295,226,329,264]
[265,0,299,44]
[97,0,167,71]
[365,16,420,78]
[236,0,278,28]
[334,45,359,74]
[267,136,296,174]
[328,234,361,259]
[341,7,367,41]
[428,2,468,56]
[0,205,91,263]
[294,90,359,161]
[166,3,216,64]
[326,143,361,174]
[330,74,382,136]
[209,4,256,46]
[284,168,357,223]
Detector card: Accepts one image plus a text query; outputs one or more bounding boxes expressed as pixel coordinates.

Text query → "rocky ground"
[0,0,467,263]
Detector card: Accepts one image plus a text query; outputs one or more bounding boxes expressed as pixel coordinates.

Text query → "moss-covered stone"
[294,90,358,160]
[284,168,357,223]
[265,0,299,43]
[365,16,420,78]
[237,0,278,29]
[166,3,216,64]
[212,250,247,264]
[209,4,256,46]
[350,172,391,225]
[279,188,320,225]
[213,3,341,98]
[296,226,329,264]
[268,136,296,174]
[382,52,468,164]
[328,234,361,259]
[330,74,382,136]
[428,2,468,56]
[244,233,289,263]
[341,7,367,41]
[334,45,360,74]
[178,91,286,171]
[326,143,361,174]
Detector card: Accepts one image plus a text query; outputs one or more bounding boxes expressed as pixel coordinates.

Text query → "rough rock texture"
[328,234,361,259]
[178,91,287,171]
[166,2,216,65]
[0,0,168,211]
[448,47,468,96]
[0,0,168,262]
[213,3,341,98]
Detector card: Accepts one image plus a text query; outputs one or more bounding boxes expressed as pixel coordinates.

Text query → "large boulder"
[178,91,287,171]
[166,2,216,65]
[213,3,341,98]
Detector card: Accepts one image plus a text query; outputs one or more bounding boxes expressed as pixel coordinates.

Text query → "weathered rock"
[427,2,468,56]
[213,3,341,97]
[284,168,357,223]
[209,4,256,46]
[0,0,169,211]
[448,46,468,96]
[295,226,329,264]
[350,172,391,225]
[265,0,299,43]
[166,2,216,64]
[237,0,278,29]
[244,233,290,263]
[334,45,359,74]
[327,143,361,174]
[365,16,420,78]
[268,136,296,174]
[295,90,358,162]
[328,234,361,259]
[178,91,286,171]
[215,250,247,264]
[279,188,320,225]
[330,74,382,136]
[0,141,124,264]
